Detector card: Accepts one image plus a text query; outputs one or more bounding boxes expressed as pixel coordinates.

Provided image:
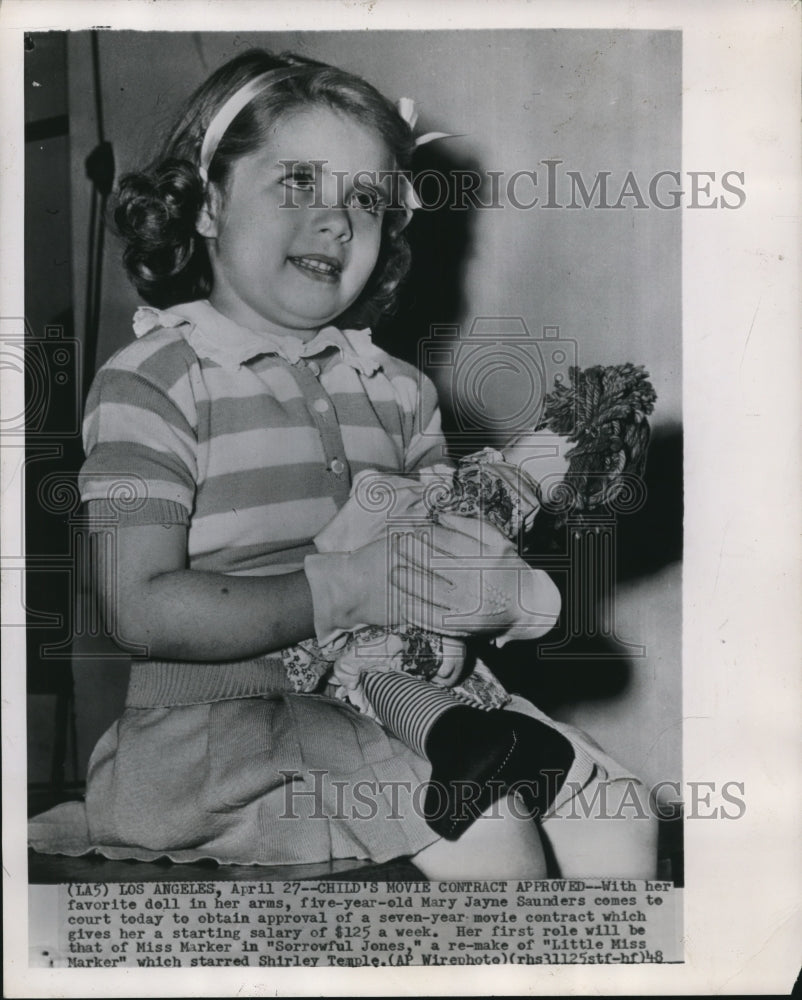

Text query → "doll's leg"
[359,669,458,757]
[360,670,575,841]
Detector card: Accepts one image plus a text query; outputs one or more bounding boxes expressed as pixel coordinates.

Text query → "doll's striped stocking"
[359,669,455,758]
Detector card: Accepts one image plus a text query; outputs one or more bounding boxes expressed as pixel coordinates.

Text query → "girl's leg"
[540,775,658,879]
[413,794,549,880]
[500,695,658,878]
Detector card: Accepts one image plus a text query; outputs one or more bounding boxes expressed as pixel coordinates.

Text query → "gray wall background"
[67,30,682,801]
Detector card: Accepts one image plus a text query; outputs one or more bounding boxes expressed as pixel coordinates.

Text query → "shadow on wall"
[375,141,477,376]
[483,422,683,716]
[615,422,683,582]
[371,137,684,722]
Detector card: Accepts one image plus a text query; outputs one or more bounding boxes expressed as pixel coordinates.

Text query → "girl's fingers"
[387,531,533,636]
[397,521,515,569]
[395,539,478,606]
[391,572,493,636]
[395,552,456,591]
[390,566,454,611]
[388,566,470,634]
[428,513,517,559]
[393,534,456,588]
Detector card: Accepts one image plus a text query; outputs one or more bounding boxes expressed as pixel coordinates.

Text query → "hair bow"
[395,97,464,225]
[397,97,460,148]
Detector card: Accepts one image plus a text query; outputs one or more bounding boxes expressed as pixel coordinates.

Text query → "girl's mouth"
[288,255,342,283]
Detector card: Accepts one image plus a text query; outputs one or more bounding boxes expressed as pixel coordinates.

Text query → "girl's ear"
[196,183,222,239]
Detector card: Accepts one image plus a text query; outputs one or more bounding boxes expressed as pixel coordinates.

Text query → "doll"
[283,362,656,717]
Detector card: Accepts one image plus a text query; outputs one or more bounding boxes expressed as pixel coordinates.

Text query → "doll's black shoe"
[423,706,575,840]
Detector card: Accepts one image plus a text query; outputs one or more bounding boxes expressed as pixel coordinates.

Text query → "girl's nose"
[314,177,353,242]
[315,204,352,243]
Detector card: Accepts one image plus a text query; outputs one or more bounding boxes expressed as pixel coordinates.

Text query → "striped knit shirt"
[80,300,449,577]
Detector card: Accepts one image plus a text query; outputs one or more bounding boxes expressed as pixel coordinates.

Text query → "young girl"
[32,49,656,878]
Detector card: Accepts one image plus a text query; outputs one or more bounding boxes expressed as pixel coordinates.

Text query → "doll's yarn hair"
[113,49,415,324]
[535,363,657,527]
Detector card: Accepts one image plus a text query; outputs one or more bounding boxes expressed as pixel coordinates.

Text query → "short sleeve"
[79,362,198,527]
[403,371,452,473]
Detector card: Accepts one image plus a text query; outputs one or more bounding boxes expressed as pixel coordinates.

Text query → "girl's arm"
[97,516,517,661]
[98,522,316,661]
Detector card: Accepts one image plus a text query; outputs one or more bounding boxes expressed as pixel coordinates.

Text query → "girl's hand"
[304,517,519,642]
[397,514,562,639]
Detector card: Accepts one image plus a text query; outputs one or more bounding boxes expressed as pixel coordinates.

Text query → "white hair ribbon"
[198,66,311,182]
[396,96,464,148]
[395,97,465,228]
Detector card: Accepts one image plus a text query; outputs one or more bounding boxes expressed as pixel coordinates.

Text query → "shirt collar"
[132,300,385,375]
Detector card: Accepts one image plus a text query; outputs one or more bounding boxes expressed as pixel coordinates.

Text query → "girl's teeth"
[295,258,338,274]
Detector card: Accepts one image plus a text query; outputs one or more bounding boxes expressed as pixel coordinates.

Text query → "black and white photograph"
[2,1,799,996]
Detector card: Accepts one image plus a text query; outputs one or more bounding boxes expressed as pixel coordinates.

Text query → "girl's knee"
[413,795,549,880]
[541,776,659,880]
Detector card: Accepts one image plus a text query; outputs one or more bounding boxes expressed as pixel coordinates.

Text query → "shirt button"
[330,459,345,476]
[306,360,321,377]
[312,398,329,413]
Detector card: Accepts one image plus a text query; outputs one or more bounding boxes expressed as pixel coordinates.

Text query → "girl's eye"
[281,167,316,190]
[348,189,385,215]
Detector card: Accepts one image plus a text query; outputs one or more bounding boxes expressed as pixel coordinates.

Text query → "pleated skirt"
[29,657,637,868]
[80,691,438,866]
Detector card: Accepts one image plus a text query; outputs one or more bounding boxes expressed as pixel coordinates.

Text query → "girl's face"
[199,105,395,338]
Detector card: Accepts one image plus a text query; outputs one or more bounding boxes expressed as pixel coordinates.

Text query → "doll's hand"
[430,637,467,688]
[332,630,405,690]
[331,650,363,692]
